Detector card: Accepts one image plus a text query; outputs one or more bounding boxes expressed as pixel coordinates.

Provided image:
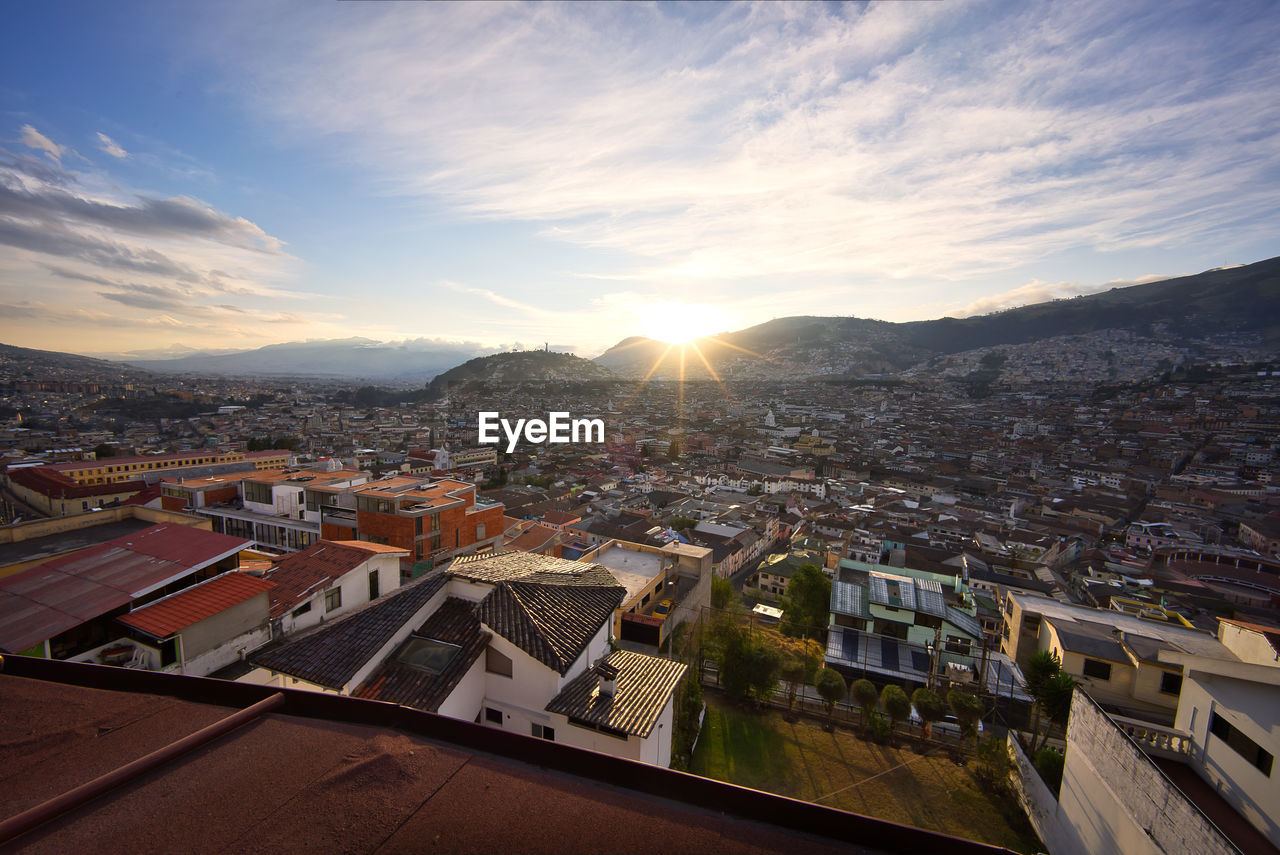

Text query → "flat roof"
[0,518,154,568]
[0,659,1011,855]
[1010,593,1235,660]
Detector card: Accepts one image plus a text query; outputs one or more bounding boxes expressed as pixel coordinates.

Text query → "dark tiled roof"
[546,650,687,738]
[353,597,490,712]
[478,581,624,675]
[251,573,446,689]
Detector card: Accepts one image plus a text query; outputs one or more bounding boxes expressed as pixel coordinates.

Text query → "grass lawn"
[690,693,1042,854]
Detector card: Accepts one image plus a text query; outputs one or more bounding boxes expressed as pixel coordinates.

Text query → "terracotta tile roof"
[117,572,275,638]
[264,540,384,618]
[251,573,446,690]
[546,649,687,738]
[353,597,491,711]
[508,524,561,553]
[477,581,624,675]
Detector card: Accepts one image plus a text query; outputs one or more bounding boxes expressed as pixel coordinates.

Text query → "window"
[243,481,271,505]
[944,635,972,655]
[486,647,513,678]
[1209,712,1273,776]
[1159,671,1183,696]
[368,569,380,600]
[324,587,342,612]
[1082,658,1112,681]
[531,723,555,741]
[485,707,503,725]
[291,602,312,619]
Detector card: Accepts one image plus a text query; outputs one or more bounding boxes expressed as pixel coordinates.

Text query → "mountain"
[425,349,619,399]
[125,337,497,383]
[0,342,154,382]
[595,256,1280,380]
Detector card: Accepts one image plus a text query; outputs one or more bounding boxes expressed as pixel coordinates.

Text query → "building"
[243,551,691,767]
[0,654,1009,854]
[317,475,505,568]
[0,523,251,660]
[1001,592,1238,725]
[262,539,408,637]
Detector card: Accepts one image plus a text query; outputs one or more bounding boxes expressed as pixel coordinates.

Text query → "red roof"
[118,572,275,638]
[264,540,388,618]
[0,523,251,653]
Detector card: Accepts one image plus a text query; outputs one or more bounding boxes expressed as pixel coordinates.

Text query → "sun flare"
[635,301,733,344]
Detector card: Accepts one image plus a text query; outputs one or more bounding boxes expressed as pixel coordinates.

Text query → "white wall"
[280,553,402,637]
[438,655,486,721]
[176,625,272,677]
[479,633,561,738]
[1176,670,1280,847]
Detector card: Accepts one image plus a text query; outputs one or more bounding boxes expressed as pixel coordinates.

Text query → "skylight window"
[395,637,461,674]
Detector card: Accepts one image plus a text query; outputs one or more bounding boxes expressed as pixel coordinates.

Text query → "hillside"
[0,342,154,384]
[425,350,619,399]
[595,256,1280,380]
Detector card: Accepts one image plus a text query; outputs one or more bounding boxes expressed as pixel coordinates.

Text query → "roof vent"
[597,662,619,697]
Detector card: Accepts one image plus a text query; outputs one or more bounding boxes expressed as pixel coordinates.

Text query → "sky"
[1,0,1278,360]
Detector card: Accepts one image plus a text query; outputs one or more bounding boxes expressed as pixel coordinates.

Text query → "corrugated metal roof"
[545,650,687,738]
[0,523,251,654]
[868,571,915,611]
[118,572,275,638]
[914,579,947,617]
[830,581,868,618]
[944,606,983,640]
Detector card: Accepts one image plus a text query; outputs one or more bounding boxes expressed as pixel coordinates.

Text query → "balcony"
[1109,712,1192,760]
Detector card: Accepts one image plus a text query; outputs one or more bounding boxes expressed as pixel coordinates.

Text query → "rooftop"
[0,656,1008,855]
[546,649,687,738]
[118,572,275,638]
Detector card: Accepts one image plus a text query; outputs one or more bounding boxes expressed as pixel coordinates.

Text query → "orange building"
[319,476,504,566]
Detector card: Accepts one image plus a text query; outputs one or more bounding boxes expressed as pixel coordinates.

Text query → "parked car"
[653,599,674,619]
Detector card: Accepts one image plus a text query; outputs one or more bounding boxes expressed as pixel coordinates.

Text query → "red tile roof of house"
[264,540,394,618]
[118,572,275,638]
[330,540,410,555]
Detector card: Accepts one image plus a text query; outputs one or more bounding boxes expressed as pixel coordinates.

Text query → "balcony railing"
[1109,712,1192,759]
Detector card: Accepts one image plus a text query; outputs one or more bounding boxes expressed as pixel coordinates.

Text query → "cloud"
[204,0,1280,291]
[95,132,129,159]
[955,273,1179,317]
[19,125,66,163]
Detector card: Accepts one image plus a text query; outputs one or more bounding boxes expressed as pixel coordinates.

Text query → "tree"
[780,563,831,641]
[1034,672,1077,753]
[92,443,116,458]
[814,668,847,729]
[852,679,879,727]
[710,575,735,611]
[1024,650,1061,740]
[1033,747,1065,796]
[880,684,911,737]
[780,657,806,717]
[947,689,985,744]
[669,515,697,532]
[911,687,947,739]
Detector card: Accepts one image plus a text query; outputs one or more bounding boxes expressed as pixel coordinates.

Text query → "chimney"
[597,662,619,698]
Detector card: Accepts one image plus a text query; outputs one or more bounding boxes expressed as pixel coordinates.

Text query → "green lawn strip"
[690,693,1040,854]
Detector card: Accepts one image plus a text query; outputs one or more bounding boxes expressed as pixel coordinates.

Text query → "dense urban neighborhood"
[2,330,1279,854]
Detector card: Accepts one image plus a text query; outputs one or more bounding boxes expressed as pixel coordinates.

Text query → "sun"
[635,301,733,344]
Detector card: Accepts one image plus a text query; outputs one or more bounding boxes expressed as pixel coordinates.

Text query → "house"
[0,523,251,660]
[113,570,276,676]
[263,539,408,636]
[241,551,689,766]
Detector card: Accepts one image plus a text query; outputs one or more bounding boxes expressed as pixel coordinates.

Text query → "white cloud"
[95,132,129,159]
[955,273,1179,317]
[202,0,1280,291]
[19,125,66,163]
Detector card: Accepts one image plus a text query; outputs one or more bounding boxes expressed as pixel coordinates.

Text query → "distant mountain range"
[7,256,1278,388]
[121,337,496,383]
[594,256,1280,380]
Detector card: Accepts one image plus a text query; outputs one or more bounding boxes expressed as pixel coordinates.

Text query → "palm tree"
[1033,672,1077,752]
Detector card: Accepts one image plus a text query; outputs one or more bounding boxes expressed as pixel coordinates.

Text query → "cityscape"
[3,2,1280,854]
